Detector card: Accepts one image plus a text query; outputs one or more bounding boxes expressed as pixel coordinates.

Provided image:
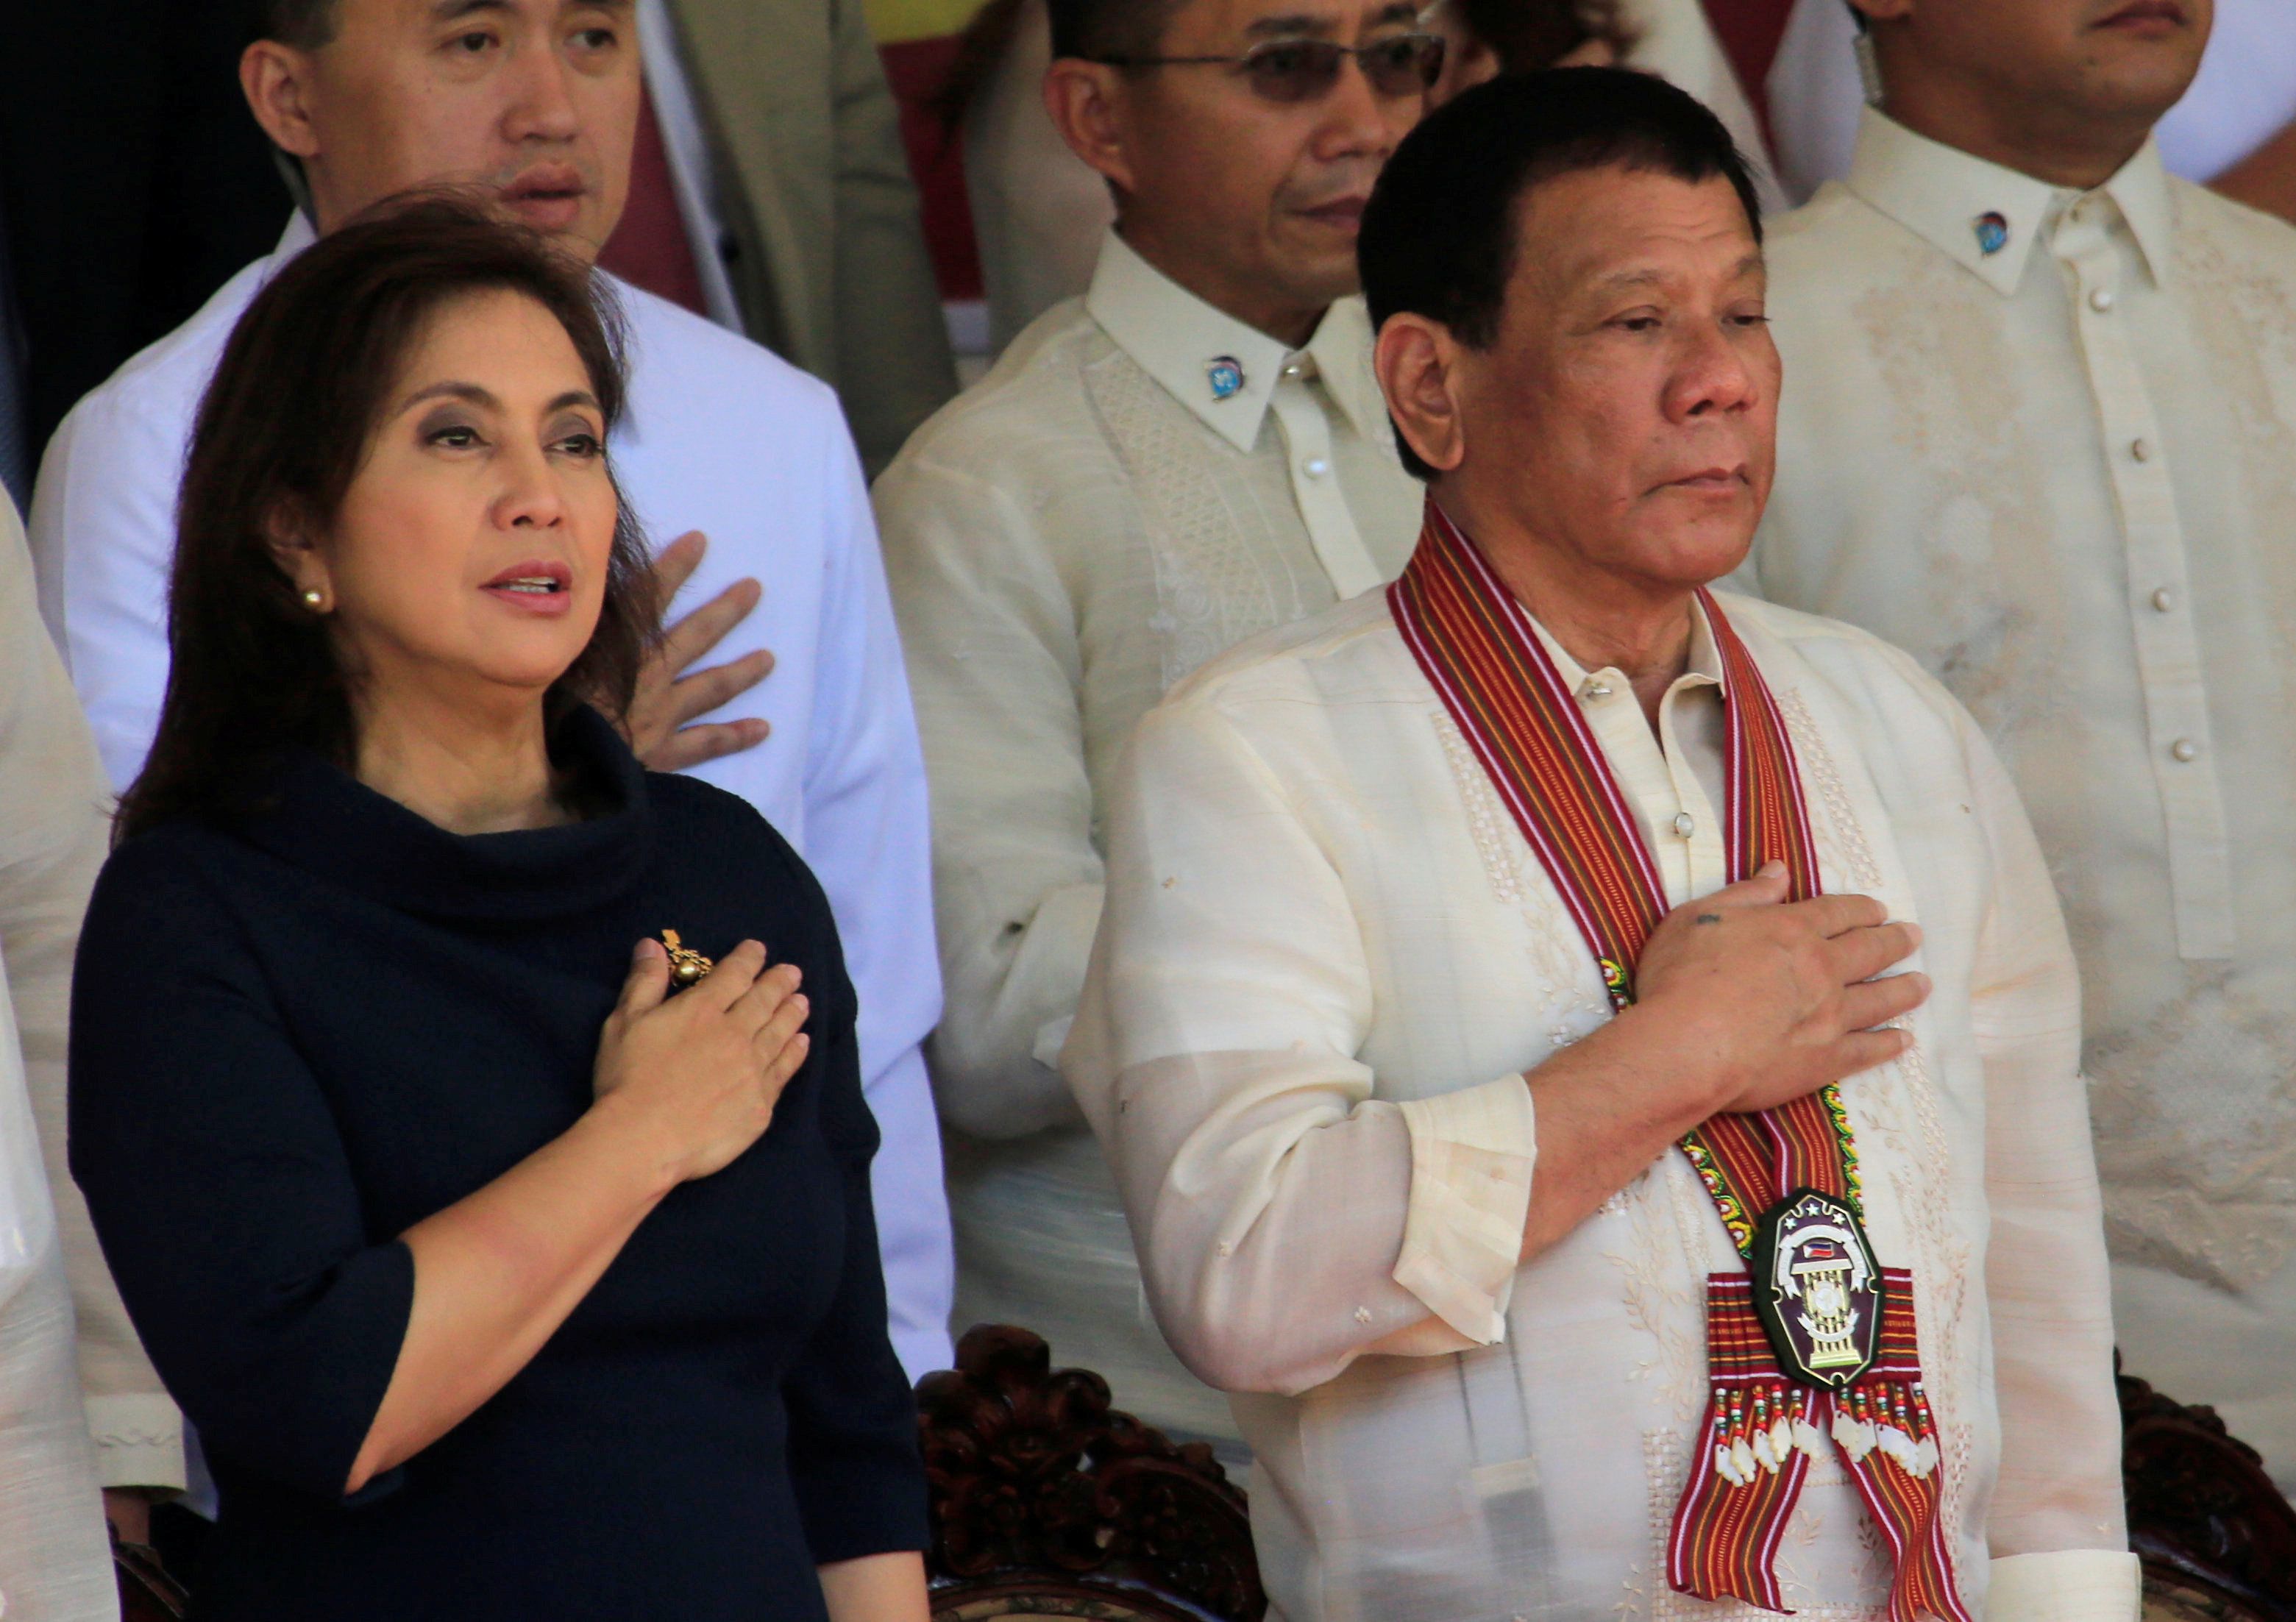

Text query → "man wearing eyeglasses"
[872,0,1434,1446]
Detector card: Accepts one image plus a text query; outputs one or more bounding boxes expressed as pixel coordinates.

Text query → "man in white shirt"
[1067,69,2131,1621]
[30,0,953,1510]
[1737,0,2296,1487]
[872,0,1430,1443]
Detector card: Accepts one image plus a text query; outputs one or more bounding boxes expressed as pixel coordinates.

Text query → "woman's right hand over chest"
[589,938,813,1186]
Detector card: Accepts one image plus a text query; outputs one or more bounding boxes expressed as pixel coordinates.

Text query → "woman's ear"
[1373,313,1469,477]
[262,503,333,612]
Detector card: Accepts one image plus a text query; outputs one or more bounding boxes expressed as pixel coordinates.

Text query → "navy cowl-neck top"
[68,707,927,1621]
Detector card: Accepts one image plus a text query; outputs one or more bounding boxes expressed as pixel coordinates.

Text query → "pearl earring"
[302,588,324,610]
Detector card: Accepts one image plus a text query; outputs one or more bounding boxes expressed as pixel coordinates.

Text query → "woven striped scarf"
[1389,501,1969,1621]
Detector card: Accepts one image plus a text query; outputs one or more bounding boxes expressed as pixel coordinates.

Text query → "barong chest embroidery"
[1388,501,1970,1622]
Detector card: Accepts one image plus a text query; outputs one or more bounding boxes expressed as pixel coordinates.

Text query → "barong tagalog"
[1388,499,1969,1622]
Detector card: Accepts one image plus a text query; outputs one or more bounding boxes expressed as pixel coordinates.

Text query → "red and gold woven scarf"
[1389,502,1968,1622]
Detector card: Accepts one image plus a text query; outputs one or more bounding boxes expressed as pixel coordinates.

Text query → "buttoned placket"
[1268,353,1385,600]
[1572,669,1728,908]
[2052,195,2233,959]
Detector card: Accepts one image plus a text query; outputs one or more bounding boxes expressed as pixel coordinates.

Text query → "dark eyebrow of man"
[1245,3,1416,38]
[1246,12,1340,38]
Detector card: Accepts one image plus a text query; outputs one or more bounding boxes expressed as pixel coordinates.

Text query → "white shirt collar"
[1524,592,1727,704]
[267,209,319,278]
[1084,230,1381,455]
[1844,107,2178,297]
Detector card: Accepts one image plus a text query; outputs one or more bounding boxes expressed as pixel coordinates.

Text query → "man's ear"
[242,38,324,160]
[1374,313,1469,477]
[1043,59,1140,195]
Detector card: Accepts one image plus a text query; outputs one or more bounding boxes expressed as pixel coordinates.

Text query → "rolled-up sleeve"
[1393,1077,1538,1346]
[1065,691,1534,1397]
[68,843,413,1504]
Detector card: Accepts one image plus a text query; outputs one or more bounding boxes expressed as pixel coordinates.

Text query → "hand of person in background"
[102,1488,154,1547]
[621,531,776,771]
[591,937,812,1184]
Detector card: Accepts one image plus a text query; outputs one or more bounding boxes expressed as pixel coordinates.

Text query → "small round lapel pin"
[1973,211,2010,256]
[661,929,715,987]
[1206,355,1245,401]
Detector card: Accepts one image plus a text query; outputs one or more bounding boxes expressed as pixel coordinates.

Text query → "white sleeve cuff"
[1393,1074,1537,1345]
[1986,1550,2140,1622]
[85,1392,185,1491]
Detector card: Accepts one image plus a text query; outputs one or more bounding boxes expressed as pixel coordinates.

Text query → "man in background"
[1740,0,2296,1487]
[0,498,127,1622]
[33,0,954,1531]
[638,0,958,470]
[874,0,1429,1444]
[0,0,288,465]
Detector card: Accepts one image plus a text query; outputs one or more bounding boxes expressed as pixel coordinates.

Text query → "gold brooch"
[661,930,714,987]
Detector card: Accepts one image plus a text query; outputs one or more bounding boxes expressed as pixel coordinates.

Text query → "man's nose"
[1668,321,1760,420]
[502,39,585,143]
[1313,49,1401,160]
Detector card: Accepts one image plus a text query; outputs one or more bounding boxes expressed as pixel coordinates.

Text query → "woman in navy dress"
[67,196,931,1621]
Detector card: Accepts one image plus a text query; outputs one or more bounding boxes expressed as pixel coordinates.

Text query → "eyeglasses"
[1091,32,1448,104]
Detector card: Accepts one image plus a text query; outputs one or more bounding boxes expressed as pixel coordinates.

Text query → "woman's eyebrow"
[399,380,498,413]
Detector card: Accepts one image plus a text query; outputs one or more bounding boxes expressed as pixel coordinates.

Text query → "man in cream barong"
[1736,0,2296,1487]
[875,0,1432,1445]
[1064,70,2133,1622]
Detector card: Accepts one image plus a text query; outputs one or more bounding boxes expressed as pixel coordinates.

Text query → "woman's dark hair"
[116,192,660,843]
[1359,67,1764,478]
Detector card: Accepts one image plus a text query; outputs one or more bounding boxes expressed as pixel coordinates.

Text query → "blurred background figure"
[939,0,1783,356]
[0,0,955,481]
[1757,0,2296,218]
[625,0,958,472]
[0,499,127,1622]
[0,0,285,478]
[1740,0,2296,1489]
[876,0,1434,1452]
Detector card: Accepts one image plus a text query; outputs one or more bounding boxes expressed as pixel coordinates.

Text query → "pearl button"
[2172,738,2199,762]
[2152,587,2175,612]
[1302,457,1330,479]
[1582,680,1613,700]
[2089,287,2115,312]
[1673,811,1696,839]
[1281,361,1304,380]
[2130,438,2151,462]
